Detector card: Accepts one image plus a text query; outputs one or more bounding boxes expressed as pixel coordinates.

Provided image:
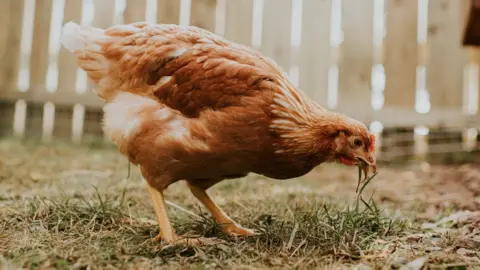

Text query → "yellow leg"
[146,184,178,243]
[146,183,218,245]
[187,182,255,237]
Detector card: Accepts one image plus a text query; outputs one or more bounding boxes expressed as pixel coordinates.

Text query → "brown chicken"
[61,21,377,244]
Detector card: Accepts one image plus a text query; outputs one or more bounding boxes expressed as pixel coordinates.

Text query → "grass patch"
[1,188,407,269]
[2,138,479,269]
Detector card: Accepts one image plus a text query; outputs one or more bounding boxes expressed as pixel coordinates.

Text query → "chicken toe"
[187,182,255,237]
[222,223,256,237]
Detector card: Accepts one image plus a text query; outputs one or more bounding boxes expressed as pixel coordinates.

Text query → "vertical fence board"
[93,0,115,28]
[190,0,217,32]
[4,0,24,92]
[261,0,292,71]
[29,0,53,93]
[86,0,116,103]
[337,0,374,111]
[224,0,253,45]
[58,0,82,95]
[0,0,24,135]
[157,0,181,24]
[384,0,418,109]
[27,0,53,137]
[0,0,14,91]
[0,1,13,132]
[298,0,332,105]
[0,0,24,91]
[125,0,147,24]
[80,0,117,137]
[57,0,83,139]
[427,0,467,110]
[0,0,7,90]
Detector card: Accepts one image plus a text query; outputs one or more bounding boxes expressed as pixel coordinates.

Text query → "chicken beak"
[357,154,376,180]
[362,163,369,180]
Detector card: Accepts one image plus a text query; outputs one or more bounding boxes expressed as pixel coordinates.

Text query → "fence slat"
[125,0,147,24]
[298,0,332,105]
[0,0,24,92]
[85,0,116,103]
[0,0,12,91]
[57,0,82,95]
[299,0,332,106]
[384,0,418,109]
[29,0,53,93]
[224,0,253,45]
[157,0,181,24]
[93,0,116,28]
[427,0,468,110]
[261,0,292,71]
[337,0,374,111]
[190,0,217,32]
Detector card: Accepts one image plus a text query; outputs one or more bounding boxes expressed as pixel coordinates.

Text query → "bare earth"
[0,137,479,269]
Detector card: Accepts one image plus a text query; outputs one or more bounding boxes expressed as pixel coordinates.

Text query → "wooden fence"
[0,0,479,163]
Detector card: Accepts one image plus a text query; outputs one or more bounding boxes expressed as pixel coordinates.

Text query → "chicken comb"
[368,133,376,152]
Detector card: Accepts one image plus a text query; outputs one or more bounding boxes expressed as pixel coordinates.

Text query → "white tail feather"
[60,21,111,97]
[60,21,105,53]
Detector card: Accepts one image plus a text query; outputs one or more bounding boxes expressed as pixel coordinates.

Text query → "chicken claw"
[221,223,256,237]
[187,182,255,238]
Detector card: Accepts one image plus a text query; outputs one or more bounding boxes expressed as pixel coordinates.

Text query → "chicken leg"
[187,182,255,237]
[146,183,201,245]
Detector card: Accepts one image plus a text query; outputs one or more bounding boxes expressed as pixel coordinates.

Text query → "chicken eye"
[353,139,363,147]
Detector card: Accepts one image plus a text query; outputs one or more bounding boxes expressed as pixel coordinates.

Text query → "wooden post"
[384,0,418,109]
[0,0,24,135]
[383,0,418,160]
[427,0,468,111]
[0,0,24,92]
[58,0,82,96]
[82,0,116,138]
[26,0,53,137]
[29,0,53,94]
[125,0,147,24]
[426,0,469,162]
[298,0,332,106]
[224,0,254,45]
[261,0,293,71]
[337,0,374,112]
[56,0,83,139]
[190,0,217,32]
[157,0,181,24]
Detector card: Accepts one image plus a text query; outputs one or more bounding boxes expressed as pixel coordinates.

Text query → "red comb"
[369,134,376,152]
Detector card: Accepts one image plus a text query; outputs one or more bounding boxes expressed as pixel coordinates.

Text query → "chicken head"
[332,122,377,177]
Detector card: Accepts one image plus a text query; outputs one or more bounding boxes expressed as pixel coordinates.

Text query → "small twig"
[290,239,307,257]
[286,222,299,250]
[165,200,203,220]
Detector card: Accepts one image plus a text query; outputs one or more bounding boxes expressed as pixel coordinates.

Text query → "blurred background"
[0,0,479,165]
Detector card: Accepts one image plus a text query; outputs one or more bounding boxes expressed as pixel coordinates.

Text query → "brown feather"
[66,22,376,190]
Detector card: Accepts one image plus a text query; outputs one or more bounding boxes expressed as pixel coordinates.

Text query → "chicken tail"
[60,21,112,99]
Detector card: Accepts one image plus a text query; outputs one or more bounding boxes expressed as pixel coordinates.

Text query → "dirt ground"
[0,137,479,269]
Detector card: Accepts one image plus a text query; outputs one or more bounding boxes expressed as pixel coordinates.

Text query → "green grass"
[1,189,407,269]
[1,137,479,269]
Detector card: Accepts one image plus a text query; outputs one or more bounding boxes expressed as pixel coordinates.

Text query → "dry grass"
[1,137,479,269]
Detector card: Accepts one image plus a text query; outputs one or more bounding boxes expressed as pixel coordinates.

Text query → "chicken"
[60,21,377,245]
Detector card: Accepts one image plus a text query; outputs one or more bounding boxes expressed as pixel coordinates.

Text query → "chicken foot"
[146,183,203,245]
[187,182,255,237]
